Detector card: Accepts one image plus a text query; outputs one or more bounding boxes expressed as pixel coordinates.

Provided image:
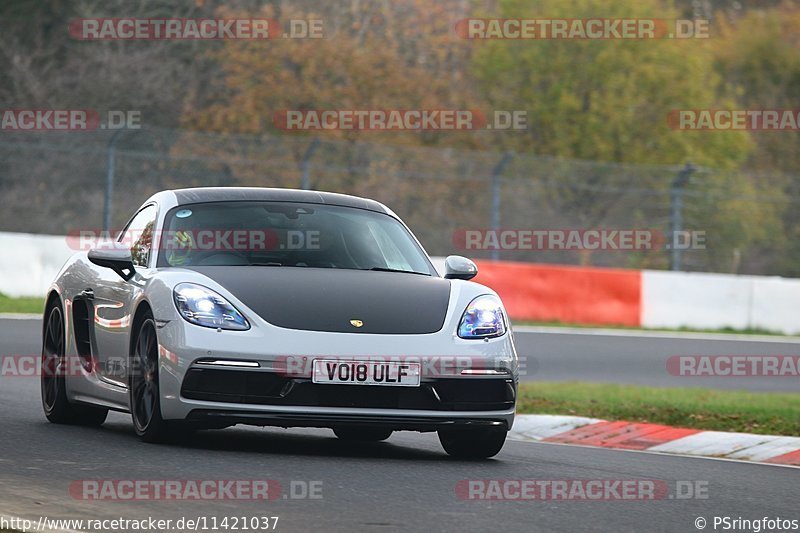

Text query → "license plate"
[311,359,421,387]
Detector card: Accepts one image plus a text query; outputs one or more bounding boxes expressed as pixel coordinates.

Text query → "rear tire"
[130,312,178,443]
[438,428,507,459]
[41,303,108,426]
[333,427,393,442]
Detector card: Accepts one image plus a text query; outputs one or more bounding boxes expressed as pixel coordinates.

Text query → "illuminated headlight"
[457,295,507,339]
[173,283,249,330]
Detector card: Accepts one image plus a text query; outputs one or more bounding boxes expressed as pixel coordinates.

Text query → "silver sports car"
[41,187,518,458]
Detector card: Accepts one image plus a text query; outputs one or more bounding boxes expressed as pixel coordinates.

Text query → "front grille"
[181,368,287,404]
[181,368,515,411]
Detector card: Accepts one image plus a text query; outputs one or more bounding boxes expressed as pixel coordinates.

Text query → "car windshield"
[156,201,435,275]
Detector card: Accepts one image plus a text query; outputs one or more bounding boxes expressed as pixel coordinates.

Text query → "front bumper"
[186,410,511,432]
[177,368,516,431]
[181,369,515,410]
[155,307,518,431]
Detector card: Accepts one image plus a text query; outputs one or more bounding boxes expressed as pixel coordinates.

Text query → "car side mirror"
[88,244,136,281]
[443,255,478,280]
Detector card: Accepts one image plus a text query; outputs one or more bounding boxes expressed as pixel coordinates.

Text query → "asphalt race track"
[1,317,797,532]
[514,326,800,392]
[5,318,800,392]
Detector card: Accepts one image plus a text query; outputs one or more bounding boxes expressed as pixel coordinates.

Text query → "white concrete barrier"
[749,277,800,335]
[0,232,76,298]
[641,270,754,331]
[2,232,800,334]
[642,270,800,335]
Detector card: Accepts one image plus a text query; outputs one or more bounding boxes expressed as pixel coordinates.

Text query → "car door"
[91,204,158,386]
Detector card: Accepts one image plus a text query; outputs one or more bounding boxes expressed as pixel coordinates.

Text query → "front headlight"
[457,295,507,339]
[173,283,250,330]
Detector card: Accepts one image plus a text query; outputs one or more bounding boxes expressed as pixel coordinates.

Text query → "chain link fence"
[0,127,790,274]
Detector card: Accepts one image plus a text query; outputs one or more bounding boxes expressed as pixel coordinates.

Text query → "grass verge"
[0,293,44,314]
[517,381,800,437]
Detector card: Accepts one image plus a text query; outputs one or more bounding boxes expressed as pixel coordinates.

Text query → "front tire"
[333,427,393,442]
[41,303,108,426]
[130,313,177,443]
[438,428,507,459]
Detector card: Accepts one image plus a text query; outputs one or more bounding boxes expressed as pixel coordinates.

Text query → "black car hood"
[187,266,451,334]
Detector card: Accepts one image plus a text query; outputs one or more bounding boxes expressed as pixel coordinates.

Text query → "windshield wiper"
[247,262,283,267]
[365,267,430,276]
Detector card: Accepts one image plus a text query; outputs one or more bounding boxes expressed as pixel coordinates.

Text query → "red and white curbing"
[510,414,800,467]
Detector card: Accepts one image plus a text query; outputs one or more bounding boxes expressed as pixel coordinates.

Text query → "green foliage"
[518,381,800,436]
[0,293,44,314]
[709,9,800,274]
[469,0,794,271]
[471,0,752,167]
[2,0,800,275]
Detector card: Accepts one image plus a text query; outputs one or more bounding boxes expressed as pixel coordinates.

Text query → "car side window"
[119,205,157,268]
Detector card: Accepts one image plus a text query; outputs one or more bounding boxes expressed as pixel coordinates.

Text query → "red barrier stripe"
[473,261,642,326]
[525,416,796,464]
[765,449,800,466]
[544,421,628,443]
[584,424,701,450]
[544,421,702,450]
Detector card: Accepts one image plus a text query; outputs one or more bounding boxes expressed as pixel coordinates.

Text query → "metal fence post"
[490,151,514,261]
[670,162,695,271]
[300,137,320,190]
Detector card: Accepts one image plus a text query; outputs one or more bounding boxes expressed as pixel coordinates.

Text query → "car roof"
[170,187,389,214]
